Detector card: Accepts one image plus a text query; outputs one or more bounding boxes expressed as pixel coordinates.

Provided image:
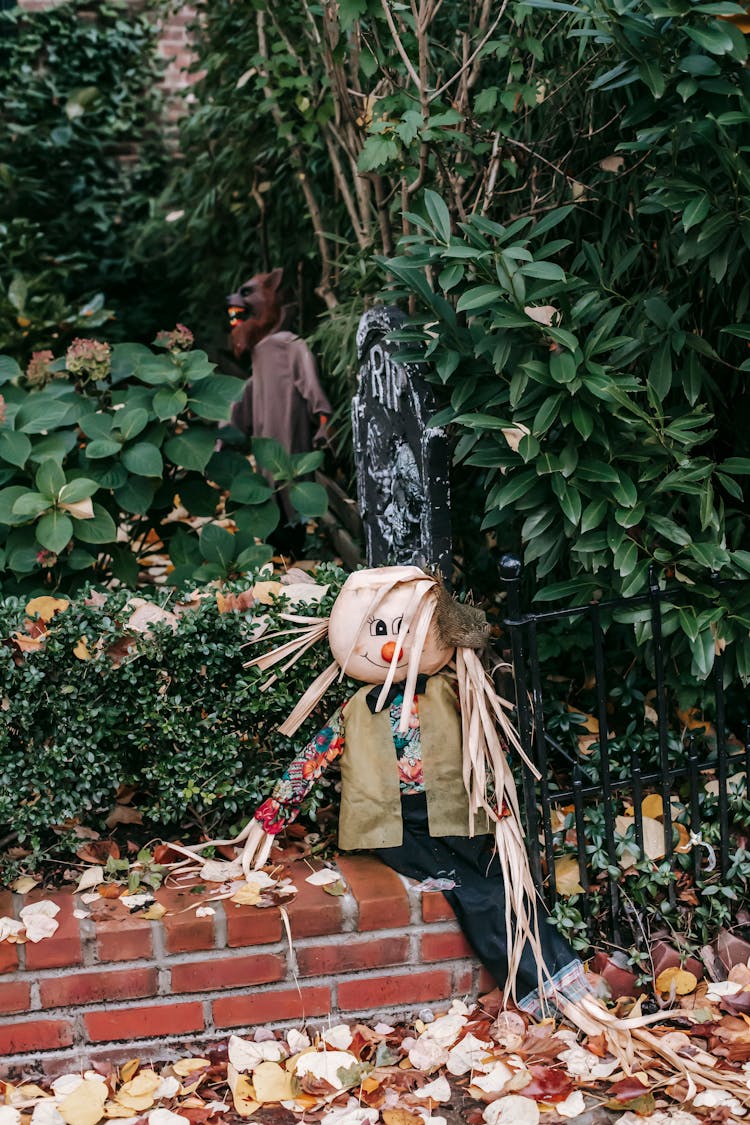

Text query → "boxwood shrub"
[0,566,351,873]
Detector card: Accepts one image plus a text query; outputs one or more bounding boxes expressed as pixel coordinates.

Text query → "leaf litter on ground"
[4,989,750,1124]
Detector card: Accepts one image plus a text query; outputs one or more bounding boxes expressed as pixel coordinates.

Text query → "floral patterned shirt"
[254,690,424,835]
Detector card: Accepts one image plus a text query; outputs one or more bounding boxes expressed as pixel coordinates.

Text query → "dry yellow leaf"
[383,1111,423,1125]
[554,855,584,896]
[15,1084,49,1099]
[232,1072,259,1117]
[116,1069,160,1110]
[103,1102,138,1119]
[172,1058,210,1077]
[641,794,663,819]
[58,1078,108,1125]
[25,596,69,622]
[616,815,666,866]
[361,1076,381,1094]
[655,967,698,996]
[73,636,91,661]
[11,631,45,653]
[141,902,167,921]
[119,1059,141,1084]
[251,1061,295,1103]
[10,876,39,894]
[230,882,262,906]
[251,581,283,604]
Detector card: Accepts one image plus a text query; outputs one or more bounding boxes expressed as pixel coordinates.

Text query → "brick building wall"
[15,0,198,125]
[0,855,491,1075]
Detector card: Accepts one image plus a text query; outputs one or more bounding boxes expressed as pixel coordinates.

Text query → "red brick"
[284,875,343,939]
[336,855,409,931]
[85,1001,204,1043]
[454,968,474,994]
[338,969,452,1012]
[40,968,157,1009]
[297,937,410,978]
[225,902,282,948]
[478,966,496,993]
[213,985,331,1029]
[421,891,455,923]
[421,929,474,963]
[24,892,81,971]
[156,881,215,954]
[0,1019,74,1056]
[171,953,285,994]
[0,981,30,1014]
[0,893,18,974]
[94,902,153,962]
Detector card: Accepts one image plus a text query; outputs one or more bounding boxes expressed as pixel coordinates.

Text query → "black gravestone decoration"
[352,306,451,576]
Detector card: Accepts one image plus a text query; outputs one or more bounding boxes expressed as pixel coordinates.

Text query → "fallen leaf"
[655,967,698,996]
[483,1094,540,1125]
[10,876,39,894]
[557,1090,586,1117]
[116,1069,161,1111]
[382,1112,422,1125]
[58,1078,107,1125]
[105,805,144,830]
[414,1076,451,1102]
[147,1111,190,1125]
[19,901,60,943]
[25,596,69,622]
[294,1050,359,1090]
[641,793,663,818]
[305,868,342,886]
[250,1061,294,1103]
[73,636,91,660]
[323,879,346,896]
[76,839,119,864]
[554,855,583,896]
[518,1065,573,1103]
[172,1059,210,1078]
[119,1059,141,1083]
[76,866,104,893]
[323,1025,354,1050]
[599,154,625,173]
[141,903,167,921]
[11,630,45,653]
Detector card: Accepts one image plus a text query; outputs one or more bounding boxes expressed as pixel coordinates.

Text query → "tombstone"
[352,306,451,576]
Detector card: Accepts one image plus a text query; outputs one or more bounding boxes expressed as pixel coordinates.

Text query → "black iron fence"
[498,556,750,948]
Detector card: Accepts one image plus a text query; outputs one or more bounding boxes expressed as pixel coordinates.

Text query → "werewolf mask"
[226,267,284,360]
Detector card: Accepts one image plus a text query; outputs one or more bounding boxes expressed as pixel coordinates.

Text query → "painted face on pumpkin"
[328,567,454,684]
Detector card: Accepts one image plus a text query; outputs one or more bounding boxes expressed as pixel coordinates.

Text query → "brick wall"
[15,1,198,124]
[0,856,491,1076]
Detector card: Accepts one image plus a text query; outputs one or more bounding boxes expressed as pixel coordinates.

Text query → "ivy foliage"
[0,335,328,593]
[378,0,750,677]
[0,0,172,359]
[0,571,350,868]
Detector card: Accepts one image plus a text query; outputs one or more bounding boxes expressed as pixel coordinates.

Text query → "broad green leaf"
[0,356,22,384]
[117,408,150,442]
[520,261,565,281]
[80,413,114,441]
[424,190,452,244]
[0,431,31,468]
[682,195,710,232]
[12,492,51,519]
[0,486,28,525]
[200,523,236,567]
[122,442,163,478]
[110,342,153,384]
[581,498,608,533]
[15,396,75,434]
[114,477,157,516]
[135,354,180,386]
[291,450,324,476]
[456,286,504,313]
[73,504,117,543]
[233,500,280,541]
[288,481,328,519]
[253,437,293,479]
[358,134,400,172]
[85,438,123,459]
[188,375,244,421]
[58,478,99,504]
[35,459,65,498]
[164,428,216,473]
[153,388,188,420]
[229,469,273,505]
[36,511,74,554]
[235,543,274,573]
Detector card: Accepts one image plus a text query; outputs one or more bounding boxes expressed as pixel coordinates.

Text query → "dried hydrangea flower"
[154,323,194,353]
[26,349,55,387]
[65,338,112,383]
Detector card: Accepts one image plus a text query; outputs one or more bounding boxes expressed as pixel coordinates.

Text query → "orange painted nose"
[381,641,403,663]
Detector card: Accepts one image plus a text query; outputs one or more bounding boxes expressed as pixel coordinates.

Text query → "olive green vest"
[338,674,491,850]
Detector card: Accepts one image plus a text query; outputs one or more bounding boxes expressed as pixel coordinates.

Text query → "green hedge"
[0,568,351,876]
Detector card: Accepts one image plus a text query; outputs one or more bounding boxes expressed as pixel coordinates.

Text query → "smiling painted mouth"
[363,654,407,668]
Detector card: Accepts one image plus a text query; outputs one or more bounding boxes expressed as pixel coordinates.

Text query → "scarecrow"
[187,566,749,1092]
[236,565,589,1018]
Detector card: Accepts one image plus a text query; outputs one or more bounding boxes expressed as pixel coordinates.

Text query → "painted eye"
[392,616,403,634]
[369,618,387,637]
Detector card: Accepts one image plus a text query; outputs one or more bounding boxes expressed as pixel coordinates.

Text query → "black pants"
[374,794,578,1004]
